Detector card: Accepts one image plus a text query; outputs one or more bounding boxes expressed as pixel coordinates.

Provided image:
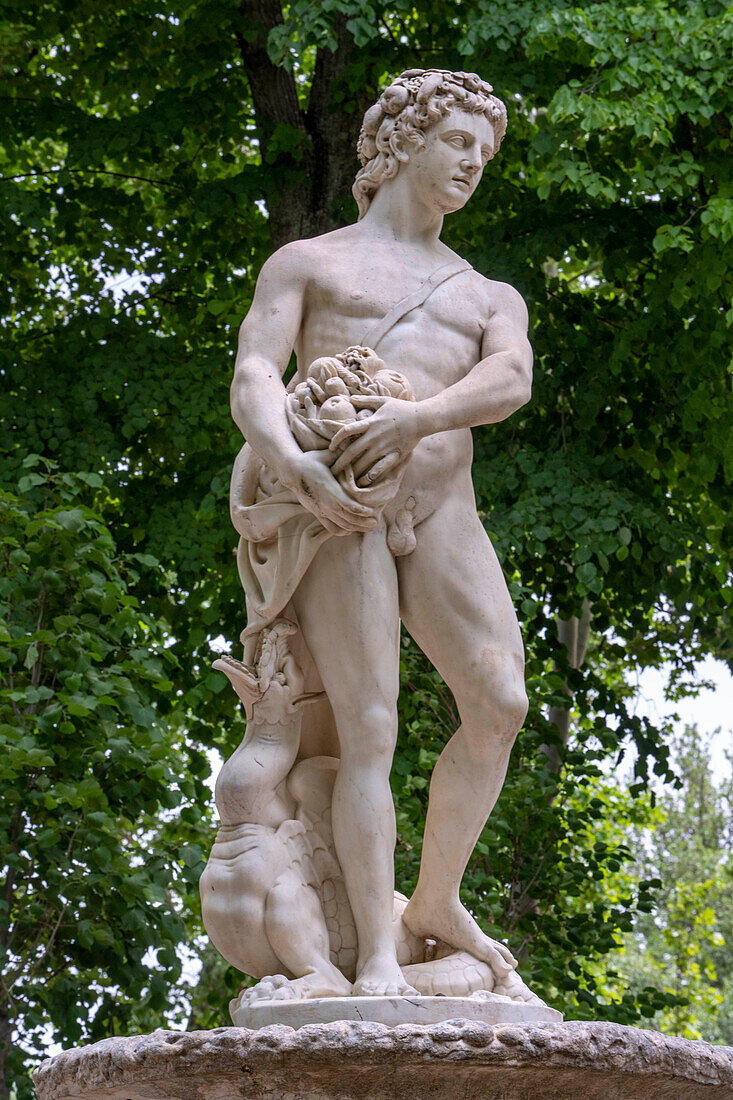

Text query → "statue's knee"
[337,702,397,768]
[460,649,527,745]
[499,682,529,739]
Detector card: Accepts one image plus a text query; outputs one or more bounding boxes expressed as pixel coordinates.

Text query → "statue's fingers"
[492,941,518,970]
[325,480,375,515]
[331,436,372,476]
[355,450,401,483]
[330,420,369,452]
[330,453,349,477]
[314,513,342,534]
[304,463,372,513]
[299,498,353,534]
[320,514,356,535]
[324,501,377,532]
[316,502,353,531]
[351,446,383,480]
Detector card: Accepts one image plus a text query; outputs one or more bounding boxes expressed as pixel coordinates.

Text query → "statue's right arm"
[231,244,377,534]
[231,244,309,483]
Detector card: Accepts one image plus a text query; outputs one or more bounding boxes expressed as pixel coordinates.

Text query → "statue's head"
[353,69,507,219]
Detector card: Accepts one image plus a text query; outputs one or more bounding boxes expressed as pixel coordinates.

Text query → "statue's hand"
[330,399,422,484]
[281,449,378,534]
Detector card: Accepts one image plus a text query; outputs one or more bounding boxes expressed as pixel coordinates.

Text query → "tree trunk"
[237,2,368,247]
[0,1004,12,1100]
[543,600,593,772]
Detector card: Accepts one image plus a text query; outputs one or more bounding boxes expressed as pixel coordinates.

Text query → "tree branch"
[235,0,312,245]
[0,168,182,190]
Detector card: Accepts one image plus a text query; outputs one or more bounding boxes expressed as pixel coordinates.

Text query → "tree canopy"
[0,462,210,1098]
[617,726,733,1044]
[1,0,731,1094]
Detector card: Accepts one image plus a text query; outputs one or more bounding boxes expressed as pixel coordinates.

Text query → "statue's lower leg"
[331,743,417,998]
[256,876,352,1001]
[403,719,520,978]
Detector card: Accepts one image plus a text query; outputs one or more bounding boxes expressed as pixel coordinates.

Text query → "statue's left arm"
[417,281,533,433]
[330,281,532,481]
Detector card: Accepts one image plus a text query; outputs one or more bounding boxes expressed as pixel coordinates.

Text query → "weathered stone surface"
[34,1021,733,1099]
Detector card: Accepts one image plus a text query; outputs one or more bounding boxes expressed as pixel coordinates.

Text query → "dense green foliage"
[0,462,210,1097]
[1,0,731,1092]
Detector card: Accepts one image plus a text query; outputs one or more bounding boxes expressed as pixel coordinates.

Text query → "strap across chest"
[360,257,472,352]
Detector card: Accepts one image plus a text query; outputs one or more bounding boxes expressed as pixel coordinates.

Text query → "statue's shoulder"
[257,227,355,286]
[256,238,312,284]
[471,272,529,323]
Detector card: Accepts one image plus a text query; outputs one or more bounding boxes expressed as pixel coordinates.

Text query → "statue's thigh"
[291,526,400,710]
[398,499,524,697]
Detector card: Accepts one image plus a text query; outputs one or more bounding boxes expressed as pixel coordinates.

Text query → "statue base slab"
[229,991,562,1029]
[34,1021,733,1100]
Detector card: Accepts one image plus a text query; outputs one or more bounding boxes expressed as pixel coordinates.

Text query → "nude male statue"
[229,69,532,998]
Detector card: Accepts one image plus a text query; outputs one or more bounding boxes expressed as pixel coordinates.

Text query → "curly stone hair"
[352,68,507,219]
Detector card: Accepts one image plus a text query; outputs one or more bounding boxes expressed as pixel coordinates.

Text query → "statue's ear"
[391,129,412,164]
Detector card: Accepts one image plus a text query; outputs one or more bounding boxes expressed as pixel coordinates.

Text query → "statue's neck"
[360,179,444,246]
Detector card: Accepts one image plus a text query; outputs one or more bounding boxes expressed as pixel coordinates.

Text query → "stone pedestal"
[229,991,562,1029]
[34,1020,733,1099]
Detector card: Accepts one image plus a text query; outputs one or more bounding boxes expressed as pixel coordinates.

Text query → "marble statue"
[201,68,545,1017]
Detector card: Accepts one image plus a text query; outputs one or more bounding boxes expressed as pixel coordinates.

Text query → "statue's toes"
[270,983,299,1002]
[495,969,546,1005]
[266,973,291,988]
[242,974,290,1004]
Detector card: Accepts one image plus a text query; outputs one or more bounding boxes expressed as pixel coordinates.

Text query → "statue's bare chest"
[300,256,487,366]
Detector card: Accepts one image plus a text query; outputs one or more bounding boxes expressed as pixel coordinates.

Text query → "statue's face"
[401,107,495,215]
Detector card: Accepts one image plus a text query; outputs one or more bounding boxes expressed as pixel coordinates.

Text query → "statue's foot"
[403,892,516,978]
[492,968,547,1006]
[239,974,292,1006]
[284,968,353,1001]
[353,951,419,998]
[241,966,353,1005]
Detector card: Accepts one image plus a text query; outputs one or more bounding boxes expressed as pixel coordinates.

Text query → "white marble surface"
[229,992,563,1030]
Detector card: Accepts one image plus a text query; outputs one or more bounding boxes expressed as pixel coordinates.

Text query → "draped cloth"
[231,445,333,643]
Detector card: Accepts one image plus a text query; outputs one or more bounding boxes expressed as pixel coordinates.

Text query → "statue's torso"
[293,228,501,523]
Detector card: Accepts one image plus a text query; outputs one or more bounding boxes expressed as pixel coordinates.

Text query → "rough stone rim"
[33,1020,733,1099]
